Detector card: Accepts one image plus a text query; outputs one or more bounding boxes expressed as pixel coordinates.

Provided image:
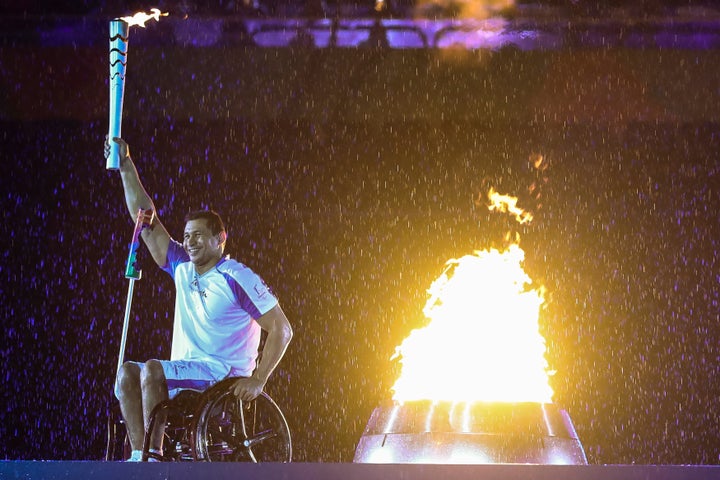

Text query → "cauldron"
[353,400,587,464]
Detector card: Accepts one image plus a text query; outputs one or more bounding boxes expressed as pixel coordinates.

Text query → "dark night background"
[1,0,720,465]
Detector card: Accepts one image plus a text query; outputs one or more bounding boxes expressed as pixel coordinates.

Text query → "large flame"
[119,8,168,27]
[391,189,552,404]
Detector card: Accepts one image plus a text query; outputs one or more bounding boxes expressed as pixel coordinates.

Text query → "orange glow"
[413,0,516,20]
[119,8,168,27]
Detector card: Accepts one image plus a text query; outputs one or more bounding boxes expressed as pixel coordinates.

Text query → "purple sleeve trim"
[221,272,276,319]
[161,239,189,277]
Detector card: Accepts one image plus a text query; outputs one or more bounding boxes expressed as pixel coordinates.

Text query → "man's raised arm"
[105,136,171,268]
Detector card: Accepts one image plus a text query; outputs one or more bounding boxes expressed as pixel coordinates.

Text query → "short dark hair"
[184,210,226,237]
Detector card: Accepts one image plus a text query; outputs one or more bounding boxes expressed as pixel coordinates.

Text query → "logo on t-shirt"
[191,277,208,298]
[254,282,269,299]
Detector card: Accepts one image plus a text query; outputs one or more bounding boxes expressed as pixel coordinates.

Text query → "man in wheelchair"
[105,137,293,462]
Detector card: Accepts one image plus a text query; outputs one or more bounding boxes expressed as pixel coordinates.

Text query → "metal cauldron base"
[353,401,588,465]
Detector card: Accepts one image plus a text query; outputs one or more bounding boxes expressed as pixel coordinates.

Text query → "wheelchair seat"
[106,377,292,462]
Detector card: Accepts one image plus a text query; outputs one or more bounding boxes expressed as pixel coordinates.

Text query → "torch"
[116,208,155,376]
[107,9,167,170]
[107,19,129,170]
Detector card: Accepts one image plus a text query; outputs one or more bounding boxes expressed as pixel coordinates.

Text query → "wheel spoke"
[243,429,278,448]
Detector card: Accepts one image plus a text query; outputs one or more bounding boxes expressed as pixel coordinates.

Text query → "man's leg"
[116,362,144,452]
[141,359,169,453]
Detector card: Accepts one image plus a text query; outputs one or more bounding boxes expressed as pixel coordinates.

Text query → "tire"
[191,378,292,462]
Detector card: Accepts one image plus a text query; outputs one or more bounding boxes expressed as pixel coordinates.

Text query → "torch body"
[108,20,129,170]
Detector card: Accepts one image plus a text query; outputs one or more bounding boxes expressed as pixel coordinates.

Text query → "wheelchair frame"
[106,377,292,462]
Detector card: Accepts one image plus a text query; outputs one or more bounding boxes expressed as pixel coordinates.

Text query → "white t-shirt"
[162,240,279,377]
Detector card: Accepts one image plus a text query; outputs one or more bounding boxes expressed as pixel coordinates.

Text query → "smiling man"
[105,137,293,462]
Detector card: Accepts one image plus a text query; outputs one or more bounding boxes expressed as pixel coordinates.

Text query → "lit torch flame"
[391,187,552,404]
[107,8,167,170]
[119,8,168,27]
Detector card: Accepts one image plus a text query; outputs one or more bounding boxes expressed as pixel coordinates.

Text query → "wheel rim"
[194,389,292,462]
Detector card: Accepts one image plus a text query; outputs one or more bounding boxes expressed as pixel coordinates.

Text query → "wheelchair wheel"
[191,378,292,462]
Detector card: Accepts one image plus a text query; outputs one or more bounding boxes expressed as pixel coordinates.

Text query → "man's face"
[183,219,222,268]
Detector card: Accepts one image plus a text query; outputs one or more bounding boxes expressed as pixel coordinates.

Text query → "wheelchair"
[105,377,292,462]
